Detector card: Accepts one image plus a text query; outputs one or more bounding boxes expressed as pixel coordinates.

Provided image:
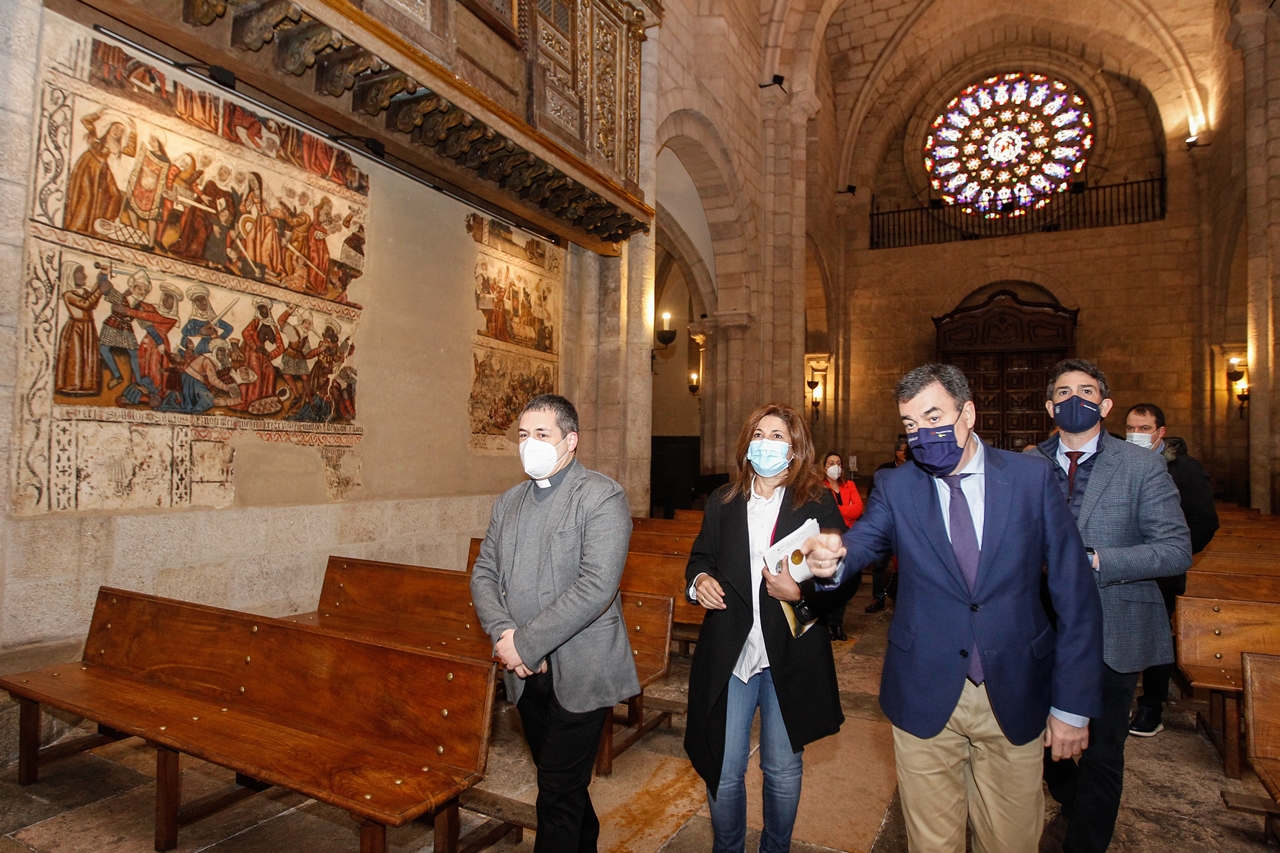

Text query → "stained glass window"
[924,73,1093,218]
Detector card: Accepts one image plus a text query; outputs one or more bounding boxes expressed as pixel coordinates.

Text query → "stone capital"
[1229,5,1269,52]
[713,309,753,329]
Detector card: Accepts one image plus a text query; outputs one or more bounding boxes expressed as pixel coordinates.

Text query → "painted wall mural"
[466,214,562,453]
[15,18,367,514]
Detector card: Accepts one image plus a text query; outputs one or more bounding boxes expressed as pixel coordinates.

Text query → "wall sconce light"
[655,312,677,348]
[689,372,700,394]
[810,379,823,418]
[1228,357,1249,418]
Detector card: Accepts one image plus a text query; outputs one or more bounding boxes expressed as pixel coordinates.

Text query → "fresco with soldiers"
[15,20,364,514]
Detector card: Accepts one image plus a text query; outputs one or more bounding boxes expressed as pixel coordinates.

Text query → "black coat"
[1165,451,1219,555]
[683,484,847,794]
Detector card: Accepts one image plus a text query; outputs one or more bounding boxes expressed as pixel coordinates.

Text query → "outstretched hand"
[801,533,847,578]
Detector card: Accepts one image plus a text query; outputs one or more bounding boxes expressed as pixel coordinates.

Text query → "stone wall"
[0,2,654,664]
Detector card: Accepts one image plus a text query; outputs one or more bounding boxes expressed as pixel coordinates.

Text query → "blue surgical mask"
[908,424,966,477]
[746,438,792,478]
[1053,395,1102,434]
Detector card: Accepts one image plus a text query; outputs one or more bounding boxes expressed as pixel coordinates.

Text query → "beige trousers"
[892,681,1045,853]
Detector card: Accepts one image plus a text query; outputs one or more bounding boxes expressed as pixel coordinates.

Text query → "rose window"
[924,73,1094,219]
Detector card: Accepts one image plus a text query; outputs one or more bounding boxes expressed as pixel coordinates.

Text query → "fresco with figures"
[15,17,367,514]
[466,214,561,453]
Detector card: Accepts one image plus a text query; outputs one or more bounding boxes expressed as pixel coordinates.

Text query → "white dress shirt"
[731,481,784,683]
[1054,430,1100,473]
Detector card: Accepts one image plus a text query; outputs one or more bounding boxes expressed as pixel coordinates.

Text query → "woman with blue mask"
[683,403,848,853]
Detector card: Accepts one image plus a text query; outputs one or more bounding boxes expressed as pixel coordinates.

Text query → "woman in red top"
[821,451,864,640]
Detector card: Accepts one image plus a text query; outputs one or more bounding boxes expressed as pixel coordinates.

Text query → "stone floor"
[0,585,1272,852]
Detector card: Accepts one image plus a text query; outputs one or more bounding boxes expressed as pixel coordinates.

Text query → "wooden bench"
[1177,596,1280,778]
[375,552,676,776]
[1222,653,1280,842]
[674,509,704,521]
[627,529,698,557]
[622,550,705,656]
[632,516,703,535]
[1186,570,1280,603]
[0,588,497,853]
[1191,550,1280,576]
[1202,535,1280,559]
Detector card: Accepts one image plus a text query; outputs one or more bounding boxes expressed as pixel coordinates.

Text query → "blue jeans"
[708,668,804,853]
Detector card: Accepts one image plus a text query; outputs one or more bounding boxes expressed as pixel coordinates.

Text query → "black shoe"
[1128,706,1164,737]
[830,625,848,641]
[864,598,886,613]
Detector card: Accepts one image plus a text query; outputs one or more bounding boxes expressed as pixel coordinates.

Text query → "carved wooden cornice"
[81,0,652,248]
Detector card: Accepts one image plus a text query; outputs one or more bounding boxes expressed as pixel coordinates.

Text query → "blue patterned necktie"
[944,474,984,685]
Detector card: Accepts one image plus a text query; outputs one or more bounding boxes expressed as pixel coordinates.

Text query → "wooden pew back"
[1203,536,1280,559]
[1177,597,1280,691]
[317,557,488,647]
[1245,653,1280,772]
[627,530,697,556]
[619,591,673,687]
[631,517,703,536]
[1186,571,1280,603]
[84,588,494,776]
[674,509,704,521]
[1191,551,1280,577]
[623,551,703,627]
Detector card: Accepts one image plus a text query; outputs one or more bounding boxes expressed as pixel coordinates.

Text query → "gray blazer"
[1031,431,1191,672]
[470,460,640,713]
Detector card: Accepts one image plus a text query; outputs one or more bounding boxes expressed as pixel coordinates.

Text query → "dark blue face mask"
[908,424,966,478]
[1052,395,1102,434]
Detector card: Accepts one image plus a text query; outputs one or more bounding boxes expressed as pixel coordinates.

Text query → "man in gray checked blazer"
[1029,359,1192,853]
[471,394,639,853]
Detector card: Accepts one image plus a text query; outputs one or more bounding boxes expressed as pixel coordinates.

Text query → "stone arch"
[804,233,834,353]
[828,1,1207,193]
[844,21,1179,199]
[655,109,761,316]
[655,203,715,319]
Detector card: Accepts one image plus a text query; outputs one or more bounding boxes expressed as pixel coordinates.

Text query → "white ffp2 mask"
[520,435,568,480]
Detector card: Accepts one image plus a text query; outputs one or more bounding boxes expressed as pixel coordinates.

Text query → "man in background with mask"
[471,394,639,853]
[801,363,1103,852]
[1029,360,1191,853]
[1124,403,1218,738]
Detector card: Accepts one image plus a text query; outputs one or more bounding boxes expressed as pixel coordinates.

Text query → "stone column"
[1231,1,1276,512]
[758,86,818,408]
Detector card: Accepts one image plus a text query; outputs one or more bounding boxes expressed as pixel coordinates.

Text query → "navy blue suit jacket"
[836,442,1104,744]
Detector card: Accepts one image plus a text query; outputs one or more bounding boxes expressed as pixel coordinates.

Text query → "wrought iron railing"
[869,177,1166,250]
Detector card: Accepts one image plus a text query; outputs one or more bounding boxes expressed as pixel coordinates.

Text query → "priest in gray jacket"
[471,394,639,853]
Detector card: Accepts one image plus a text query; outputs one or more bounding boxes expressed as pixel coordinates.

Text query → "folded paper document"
[764,518,820,584]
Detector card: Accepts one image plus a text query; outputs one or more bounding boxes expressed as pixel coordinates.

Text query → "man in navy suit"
[804,364,1103,852]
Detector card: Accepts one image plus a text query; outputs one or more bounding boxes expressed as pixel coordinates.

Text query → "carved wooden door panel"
[945,350,1065,450]
[934,288,1077,452]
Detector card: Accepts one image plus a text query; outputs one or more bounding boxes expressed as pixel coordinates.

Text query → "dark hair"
[822,449,844,465]
[1127,403,1166,429]
[1046,358,1111,401]
[895,363,972,405]
[520,394,579,436]
[725,403,824,508]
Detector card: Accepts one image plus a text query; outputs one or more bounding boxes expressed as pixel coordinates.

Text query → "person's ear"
[1044,398,1055,419]
[962,400,977,430]
[1099,398,1114,419]
[566,432,578,454]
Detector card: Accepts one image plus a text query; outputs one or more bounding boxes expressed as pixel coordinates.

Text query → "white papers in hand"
[764,518,820,583]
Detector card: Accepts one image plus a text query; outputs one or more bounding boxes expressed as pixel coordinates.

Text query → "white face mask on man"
[1125,433,1154,449]
[520,434,569,480]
